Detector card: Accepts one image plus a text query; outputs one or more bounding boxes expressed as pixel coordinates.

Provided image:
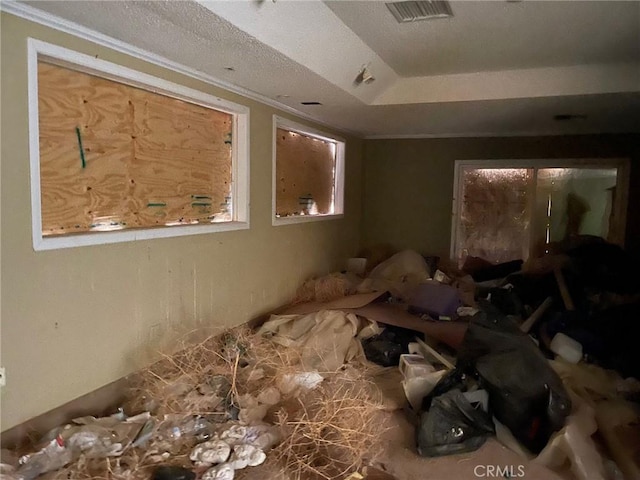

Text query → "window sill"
[272,213,344,227]
[33,221,250,251]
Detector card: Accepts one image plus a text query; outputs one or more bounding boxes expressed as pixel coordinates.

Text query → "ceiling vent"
[386,1,453,23]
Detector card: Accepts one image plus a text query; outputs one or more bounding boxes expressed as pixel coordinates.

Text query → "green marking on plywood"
[75,126,86,168]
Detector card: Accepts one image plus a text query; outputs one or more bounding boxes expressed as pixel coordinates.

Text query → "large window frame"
[450,158,630,263]
[272,115,345,226]
[28,38,250,251]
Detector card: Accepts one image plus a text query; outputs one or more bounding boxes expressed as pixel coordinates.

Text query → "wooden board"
[37,61,233,235]
[275,127,335,217]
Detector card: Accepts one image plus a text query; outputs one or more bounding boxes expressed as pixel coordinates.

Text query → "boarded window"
[29,39,249,250]
[273,117,345,224]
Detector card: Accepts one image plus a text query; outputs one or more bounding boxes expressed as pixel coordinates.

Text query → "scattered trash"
[456,306,479,317]
[433,269,451,284]
[550,332,583,364]
[457,312,572,453]
[202,463,234,480]
[277,371,323,395]
[535,393,607,480]
[219,425,280,451]
[595,399,640,480]
[151,465,196,480]
[487,285,524,316]
[227,444,266,469]
[463,389,489,413]
[413,337,455,370]
[399,354,435,378]
[417,389,495,457]
[6,244,639,480]
[0,465,17,480]
[347,257,368,275]
[367,249,432,299]
[362,325,418,367]
[258,310,370,371]
[408,282,462,318]
[190,440,231,467]
[402,371,448,411]
[16,437,73,480]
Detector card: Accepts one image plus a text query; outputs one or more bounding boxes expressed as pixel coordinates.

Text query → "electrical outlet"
[0,367,6,387]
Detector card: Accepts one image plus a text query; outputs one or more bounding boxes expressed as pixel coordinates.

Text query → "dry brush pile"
[32,326,386,480]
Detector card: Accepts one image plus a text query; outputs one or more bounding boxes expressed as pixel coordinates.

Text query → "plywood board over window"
[28,39,249,250]
[272,116,345,225]
[275,128,334,216]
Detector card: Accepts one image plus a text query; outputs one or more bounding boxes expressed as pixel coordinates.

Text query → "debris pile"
[3,240,640,480]
[264,243,640,478]
[356,242,640,479]
[2,330,386,480]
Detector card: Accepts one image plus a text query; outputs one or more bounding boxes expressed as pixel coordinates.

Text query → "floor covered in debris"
[3,241,639,480]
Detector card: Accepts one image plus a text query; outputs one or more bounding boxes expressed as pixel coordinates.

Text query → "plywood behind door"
[37,61,233,235]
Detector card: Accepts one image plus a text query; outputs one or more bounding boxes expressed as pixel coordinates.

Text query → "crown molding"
[1,1,360,138]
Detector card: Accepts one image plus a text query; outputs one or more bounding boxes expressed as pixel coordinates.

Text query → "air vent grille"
[386,1,453,23]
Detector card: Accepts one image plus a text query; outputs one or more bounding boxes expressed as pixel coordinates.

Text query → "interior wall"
[0,13,363,431]
[362,134,640,260]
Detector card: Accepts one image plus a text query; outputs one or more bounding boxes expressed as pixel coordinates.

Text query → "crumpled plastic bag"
[417,389,494,457]
[16,412,148,479]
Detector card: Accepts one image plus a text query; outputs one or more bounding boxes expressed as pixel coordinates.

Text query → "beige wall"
[0,13,363,431]
[362,135,640,259]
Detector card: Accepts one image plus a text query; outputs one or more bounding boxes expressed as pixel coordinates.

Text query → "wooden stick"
[520,296,553,333]
[554,267,575,311]
[415,337,455,370]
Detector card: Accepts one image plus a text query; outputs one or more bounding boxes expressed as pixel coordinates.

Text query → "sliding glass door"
[451,159,629,265]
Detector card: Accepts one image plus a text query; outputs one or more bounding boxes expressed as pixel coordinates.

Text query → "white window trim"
[27,38,250,251]
[272,115,345,226]
[450,158,630,262]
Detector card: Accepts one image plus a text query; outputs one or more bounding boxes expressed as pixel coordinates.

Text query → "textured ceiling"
[10,0,640,137]
[325,0,640,77]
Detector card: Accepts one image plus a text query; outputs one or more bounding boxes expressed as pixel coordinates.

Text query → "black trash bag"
[457,312,571,453]
[362,325,419,367]
[469,259,523,282]
[487,287,525,317]
[421,368,466,411]
[417,389,495,457]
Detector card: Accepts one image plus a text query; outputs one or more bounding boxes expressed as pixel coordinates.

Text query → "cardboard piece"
[275,291,468,351]
[280,291,388,315]
[345,304,468,350]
